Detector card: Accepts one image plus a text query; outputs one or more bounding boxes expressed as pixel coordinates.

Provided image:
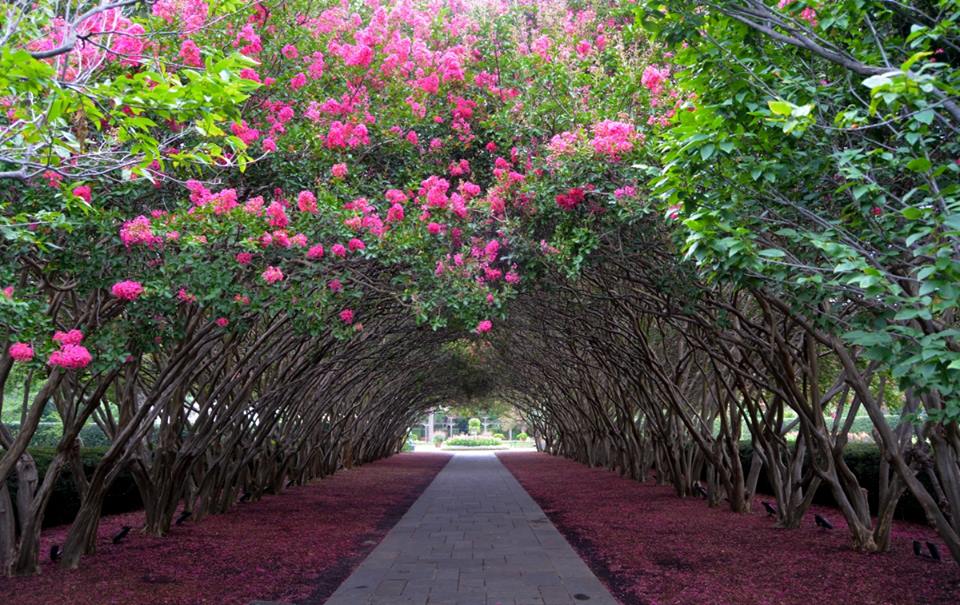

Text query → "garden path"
[320,451,618,605]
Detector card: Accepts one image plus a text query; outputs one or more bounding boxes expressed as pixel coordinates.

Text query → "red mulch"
[1,452,450,605]
[498,452,959,605]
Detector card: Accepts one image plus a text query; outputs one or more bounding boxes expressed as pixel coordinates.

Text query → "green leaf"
[901,207,923,220]
[758,248,786,258]
[768,100,793,116]
[915,109,935,125]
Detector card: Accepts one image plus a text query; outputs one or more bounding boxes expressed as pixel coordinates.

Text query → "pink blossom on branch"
[8,342,34,362]
[261,266,284,284]
[111,280,144,301]
[339,308,355,324]
[641,64,669,95]
[590,120,637,158]
[52,329,84,346]
[297,191,317,213]
[72,185,91,203]
[475,320,493,334]
[48,344,92,369]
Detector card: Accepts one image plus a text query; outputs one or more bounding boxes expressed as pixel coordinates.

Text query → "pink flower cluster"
[111,280,144,301]
[49,330,91,370]
[590,120,637,158]
[642,64,669,95]
[120,216,160,248]
[8,342,34,362]
[475,320,493,334]
[555,187,586,211]
[262,266,284,284]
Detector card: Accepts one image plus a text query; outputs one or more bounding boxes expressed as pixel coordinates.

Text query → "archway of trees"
[2,0,959,583]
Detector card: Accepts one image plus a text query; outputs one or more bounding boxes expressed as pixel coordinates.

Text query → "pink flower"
[48,344,92,369]
[179,39,202,67]
[667,204,682,220]
[427,222,442,235]
[591,120,637,157]
[800,7,817,26]
[72,185,91,203]
[52,329,84,346]
[215,317,230,327]
[290,73,308,91]
[339,308,354,324]
[331,163,348,178]
[8,342,34,362]
[236,252,253,265]
[261,266,284,284]
[556,187,586,211]
[111,280,144,301]
[2,286,13,299]
[307,244,325,259]
[641,65,669,95]
[281,44,299,59]
[266,201,289,227]
[120,215,158,247]
[406,130,419,145]
[386,204,405,223]
[348,238,365,252]
[328,279,342,293]
[475,320,493,334]
[332,243,347,257]
[177,288,197,303]
[262,137,277,152]
[484,240,500,261]
[297,190,317,213]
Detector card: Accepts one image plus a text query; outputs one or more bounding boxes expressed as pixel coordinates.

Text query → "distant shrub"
[445,436,502,447]
[468,417,482,434]
[433,433,446,445]
[517,432,529,441]
[493,433,505,440]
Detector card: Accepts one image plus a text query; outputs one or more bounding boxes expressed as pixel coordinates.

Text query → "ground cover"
[1,453,450,605]
[499,452,959,605]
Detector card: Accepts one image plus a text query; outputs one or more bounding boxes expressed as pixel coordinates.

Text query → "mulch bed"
[2,452,450,605]
[498,451,959,605]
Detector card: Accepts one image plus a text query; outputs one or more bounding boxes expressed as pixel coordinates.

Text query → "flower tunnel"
[2,0,960,585]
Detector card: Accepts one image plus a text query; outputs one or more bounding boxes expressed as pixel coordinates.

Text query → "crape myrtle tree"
[1,0,959,579]
[486,0,960,559]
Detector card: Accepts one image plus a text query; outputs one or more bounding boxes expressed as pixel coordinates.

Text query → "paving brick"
[322,453,618,605]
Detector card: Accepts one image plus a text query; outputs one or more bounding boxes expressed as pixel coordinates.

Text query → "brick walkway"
[322,451,618,605]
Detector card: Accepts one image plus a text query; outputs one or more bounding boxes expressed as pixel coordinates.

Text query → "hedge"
[445,436,502,447]
[4,447,142,528]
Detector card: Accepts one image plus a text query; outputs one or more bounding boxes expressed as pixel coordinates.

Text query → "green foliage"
[642,0,960,421]
[467,417,482,434]
[516,432,529,441]
[445,436,502,447]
